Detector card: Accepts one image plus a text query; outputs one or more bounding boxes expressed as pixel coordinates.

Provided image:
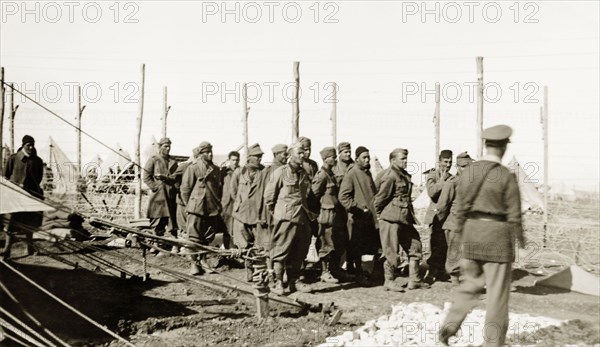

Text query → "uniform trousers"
[378,220,422,267]
[441,258,512,346]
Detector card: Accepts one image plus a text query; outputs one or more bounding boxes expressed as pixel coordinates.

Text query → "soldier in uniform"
[264,142,318,294]
[435,151,474,285]
[332,142,354,278]
[142,137,179,255]
[173,146,201,253]
[338,146,378,285]
[424,149,453,282]
[220,151,240,249]
[298,136,319,180]
[312,147,349,283]
[180,142,223,275]
[258,144,288,268]
[374,148,429,291]
[2,135,44,258]
[230,144,265,281]
[439,125,524,346]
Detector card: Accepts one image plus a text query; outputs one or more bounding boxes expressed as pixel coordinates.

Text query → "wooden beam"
[476,56,484,158]
[292,62,300,142]
[134,64,145,219]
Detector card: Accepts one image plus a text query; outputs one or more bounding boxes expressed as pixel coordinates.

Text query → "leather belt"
[467,211,507,222]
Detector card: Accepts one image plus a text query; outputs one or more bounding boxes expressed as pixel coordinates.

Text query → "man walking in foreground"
[439,125,524,346]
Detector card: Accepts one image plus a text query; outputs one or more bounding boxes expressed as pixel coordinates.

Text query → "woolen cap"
[22,135,35,146]
[247,143,264,156]
[271,144,288,154]
[319,147,336,160]
[158,137,172,146]
[456,151,474,167]
[355,146,369,158]
[337,142,351,152]
[197,141,212,153]
[192,146,201,157]
[289,141,304,152]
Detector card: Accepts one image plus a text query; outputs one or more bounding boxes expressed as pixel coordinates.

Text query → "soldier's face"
[276,151,289,164]
[229,156,240,168]
[357,152,370,166]
[248,155,262,165]
[23,143,34,156]
[440,157,452,170]
[201,150,213,162]
[395,153,408,169]
[325,155,337,167]
[159,144,171,156]
[290,148,305,165]
[339,149,351,162]
[303,146,311,158]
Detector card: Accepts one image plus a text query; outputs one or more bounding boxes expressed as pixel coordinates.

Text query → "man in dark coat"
[440,125,524,346]
[424,149,453,282]
[180,141,223,275]
[174,146,201,251]
[264,142,318,295]
[142,137,179,253]
[2,135,44,258]
[374,148,428,291]
[338,146,378,285]
[435,151,474,285]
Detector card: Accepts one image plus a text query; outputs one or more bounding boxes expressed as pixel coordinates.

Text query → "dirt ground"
[1,239,599,347]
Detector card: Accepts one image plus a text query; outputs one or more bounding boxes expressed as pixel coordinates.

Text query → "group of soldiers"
[143,125,524,346]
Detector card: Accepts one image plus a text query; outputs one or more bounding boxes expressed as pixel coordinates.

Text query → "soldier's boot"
[26,232,36,256]
[293,279,313,293]
[189,255,204,276]
[451,274,460,286]
[271,262,286,295]
[320,259,339,284]
[354,259,371,287]
[245,259,255,282]
[407,258,430,290]
[383,260,405,292]
[199,254,216,274]
[1,233,14,260]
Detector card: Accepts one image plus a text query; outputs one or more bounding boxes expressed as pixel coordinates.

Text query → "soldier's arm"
[229,168,241,202]
[373,174,394,215]
[180,165,196,205]
[338,172,361,214]
[436,180,454,223]
[426,171,445,202]
[264,168,282,212]
[454,177,469,233]
[311,170,327,200]
[3,155,13,179]
[142,159,158,192]
[506,172,525,246]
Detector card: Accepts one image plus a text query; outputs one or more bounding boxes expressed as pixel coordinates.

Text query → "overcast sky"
[1,1,598,189]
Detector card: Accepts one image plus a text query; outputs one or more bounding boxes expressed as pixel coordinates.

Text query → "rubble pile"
[320,302,564,346]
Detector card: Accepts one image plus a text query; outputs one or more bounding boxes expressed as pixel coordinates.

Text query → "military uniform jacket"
[264,164,317,224]
[374,166,417,225]
[303,158,319,181]
[423,168,453,225]
[174,160,194,206]
[338,165,378,225]
[180,160,222,217]
[436,175,460,231]
[4,149,44,197]
[311,167,345,226]
[259,162,284,226]
[332,160,354,186]
[456,159,524,262]
[143,155,179,218]
[220,166,238,212]
[230,165,265,225]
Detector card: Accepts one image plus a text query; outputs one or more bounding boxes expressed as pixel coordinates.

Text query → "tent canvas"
[413,189,431,210]
[507,157,545,212]
[48,137,79,196]
[535,265,600,296]
[0,178,56,214]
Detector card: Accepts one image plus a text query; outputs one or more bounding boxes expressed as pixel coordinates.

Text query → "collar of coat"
[390,165,412,181]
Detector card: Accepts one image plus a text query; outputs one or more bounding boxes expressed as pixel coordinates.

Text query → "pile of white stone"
[320,302,564,346]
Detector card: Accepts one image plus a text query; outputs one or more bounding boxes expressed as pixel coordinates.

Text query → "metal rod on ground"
[1,330,31,347]
[476,56,484,159]
[134,63,145,220]
[80,192,99,213]
[1,260,138,347]
[0,67,5,173]
[292,61,300,142]
[0,318,46,347]
[0,282,72,347]
[0,306,59,347]
[543,86,549,248]
[434,82,440,163]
